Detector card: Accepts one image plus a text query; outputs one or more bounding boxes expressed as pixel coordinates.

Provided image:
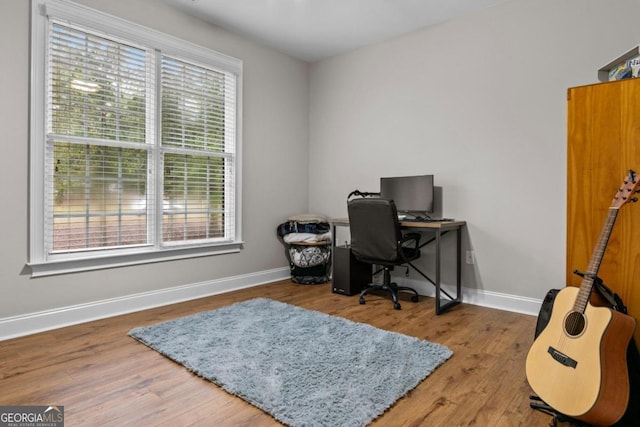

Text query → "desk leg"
[435,229,441,312]
[434,227,463,315]
[330,223,337,279]
[456,228,462,303]
[407,226,463,314]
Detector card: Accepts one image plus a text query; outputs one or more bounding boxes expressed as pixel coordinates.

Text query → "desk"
[330,218,466,314]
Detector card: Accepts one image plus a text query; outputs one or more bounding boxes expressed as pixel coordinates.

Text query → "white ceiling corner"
[163,0,508,62]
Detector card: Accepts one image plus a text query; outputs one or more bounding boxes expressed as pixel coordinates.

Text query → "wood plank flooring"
[0,280,552,426]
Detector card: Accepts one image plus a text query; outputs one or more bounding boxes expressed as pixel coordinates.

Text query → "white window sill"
[27,242,243,277]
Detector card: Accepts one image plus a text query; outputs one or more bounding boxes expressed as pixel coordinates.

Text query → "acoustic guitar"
[525,170,639,426]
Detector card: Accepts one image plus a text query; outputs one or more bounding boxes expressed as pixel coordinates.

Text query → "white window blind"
[46,23,154,254]
[161,57,237,244]
[30,0,242,275]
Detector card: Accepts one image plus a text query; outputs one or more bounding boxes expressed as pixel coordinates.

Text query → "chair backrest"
[347,198,402,265]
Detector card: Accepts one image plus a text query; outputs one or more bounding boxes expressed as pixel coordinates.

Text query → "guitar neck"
[573,208,619,313]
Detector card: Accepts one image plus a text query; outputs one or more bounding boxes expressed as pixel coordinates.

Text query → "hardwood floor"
[0,280,552,426]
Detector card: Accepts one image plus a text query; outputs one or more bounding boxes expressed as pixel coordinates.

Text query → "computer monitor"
[379,175,434,214]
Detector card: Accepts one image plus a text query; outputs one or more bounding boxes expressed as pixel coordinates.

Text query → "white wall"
[0,0,308,328]
[308,0,640,301]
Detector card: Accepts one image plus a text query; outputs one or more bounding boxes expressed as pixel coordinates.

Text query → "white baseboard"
[460,287,542,316]
[396,276,542,316]
[0,267,290,341]
[1,268,542,341]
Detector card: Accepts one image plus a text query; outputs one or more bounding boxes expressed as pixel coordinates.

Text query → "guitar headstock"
[612,169,640,208]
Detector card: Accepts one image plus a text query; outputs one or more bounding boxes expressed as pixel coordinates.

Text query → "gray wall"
[0,0,309,321]
[3,0,640,331]
[308,0,640,301]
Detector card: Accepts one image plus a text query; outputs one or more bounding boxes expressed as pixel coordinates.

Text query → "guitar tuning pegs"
[633,197,639,203]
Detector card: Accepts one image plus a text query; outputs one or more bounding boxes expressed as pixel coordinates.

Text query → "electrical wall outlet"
[465,250,475,264]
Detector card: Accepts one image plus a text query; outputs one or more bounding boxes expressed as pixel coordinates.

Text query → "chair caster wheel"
[411,295,419,303]
[393,302,401,310]
[359,298,365,305]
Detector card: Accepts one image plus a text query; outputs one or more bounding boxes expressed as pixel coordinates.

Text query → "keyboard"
[401,217,454,223]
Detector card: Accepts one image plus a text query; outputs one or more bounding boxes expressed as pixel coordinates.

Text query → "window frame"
[29,0,243,277]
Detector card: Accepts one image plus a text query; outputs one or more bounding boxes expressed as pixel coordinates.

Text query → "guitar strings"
[557,209,618,350]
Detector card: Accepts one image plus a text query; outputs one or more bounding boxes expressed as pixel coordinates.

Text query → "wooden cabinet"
[567,78,640,347]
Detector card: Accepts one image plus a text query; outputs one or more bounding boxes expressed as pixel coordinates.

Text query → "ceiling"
[163,0,508,62]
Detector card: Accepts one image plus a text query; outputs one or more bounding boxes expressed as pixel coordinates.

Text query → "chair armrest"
[398,232,420,263]
[400,232,420,248]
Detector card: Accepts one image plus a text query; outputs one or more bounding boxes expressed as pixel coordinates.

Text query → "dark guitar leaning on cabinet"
[526,170,639,427]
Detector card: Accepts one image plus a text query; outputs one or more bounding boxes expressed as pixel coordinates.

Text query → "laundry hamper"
[276,214,331,284]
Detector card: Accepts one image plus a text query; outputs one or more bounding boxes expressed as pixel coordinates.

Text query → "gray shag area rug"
[128,298,452,427]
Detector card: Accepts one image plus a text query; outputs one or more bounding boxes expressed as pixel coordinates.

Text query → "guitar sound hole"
[564,311,586,337]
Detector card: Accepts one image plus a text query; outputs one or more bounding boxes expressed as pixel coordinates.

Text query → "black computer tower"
[332,245,371,296]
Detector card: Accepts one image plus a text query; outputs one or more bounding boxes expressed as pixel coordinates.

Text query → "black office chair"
[347,197,420,310]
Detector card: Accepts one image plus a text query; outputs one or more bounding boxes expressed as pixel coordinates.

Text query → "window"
[30,0,243,276]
